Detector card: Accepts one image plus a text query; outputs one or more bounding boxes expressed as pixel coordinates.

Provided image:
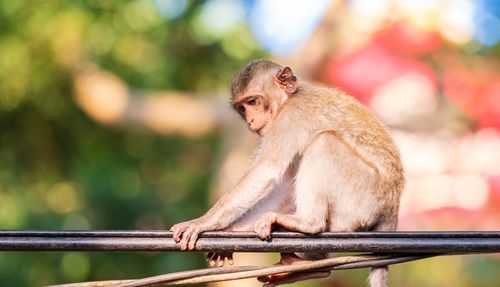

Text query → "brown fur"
[230,59,282,104]
[171,59,404,287]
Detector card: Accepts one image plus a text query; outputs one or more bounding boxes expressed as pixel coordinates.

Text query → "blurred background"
[0,0,499,286]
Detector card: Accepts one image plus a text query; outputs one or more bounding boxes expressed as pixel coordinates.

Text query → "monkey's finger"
[209,259,217,267]
[253,224,265,239]
[256,228,272,241]
[257,232,268,240]
[227,253,234,266]
[215,254,222,267]
[218,253,227,267]
[217,255,225,267]
[179,227,195,250]
[207,252,216,266]
[172,231,181,243]
[207,252,216,261]
[206,252,213,261]
[169,225,179,241]
[187,228,200,250]
[209,259,216,267]
[169,223,181,232]
[210,254,219,267]
[256,230,266,240]
[171,224,188,243]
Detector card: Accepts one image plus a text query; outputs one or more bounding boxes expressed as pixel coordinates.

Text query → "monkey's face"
[233,94,273,136]
[232,71,289,136]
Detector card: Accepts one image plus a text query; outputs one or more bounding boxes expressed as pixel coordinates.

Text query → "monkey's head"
[230,59,298,136]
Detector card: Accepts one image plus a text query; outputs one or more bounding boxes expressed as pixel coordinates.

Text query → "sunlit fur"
[171,60,404,287]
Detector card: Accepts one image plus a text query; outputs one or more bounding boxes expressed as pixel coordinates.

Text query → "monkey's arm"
[171,119,309,250]
[170,158,293,250]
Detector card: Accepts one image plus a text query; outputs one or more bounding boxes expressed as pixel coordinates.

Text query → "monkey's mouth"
[256,124,267,135]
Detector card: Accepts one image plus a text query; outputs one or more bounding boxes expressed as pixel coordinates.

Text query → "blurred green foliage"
[0,0,265,285]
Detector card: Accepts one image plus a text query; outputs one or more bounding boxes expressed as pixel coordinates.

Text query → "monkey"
[170,59,404,287]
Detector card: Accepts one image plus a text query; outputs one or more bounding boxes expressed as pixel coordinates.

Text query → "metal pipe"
[0,231,499,253]
[2,230,500,238]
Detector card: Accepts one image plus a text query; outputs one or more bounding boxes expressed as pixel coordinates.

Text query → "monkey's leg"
[253,210,331,285]
[258,132,384,286]
[255,134,343,285]
[254,133,339,238]
[252,210,332,285]
[319,133,392,287]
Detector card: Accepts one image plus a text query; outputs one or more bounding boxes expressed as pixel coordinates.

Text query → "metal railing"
[1,230,499,253]
[1,230,499,287]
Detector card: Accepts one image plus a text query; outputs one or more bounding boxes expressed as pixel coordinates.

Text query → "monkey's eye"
[237,105,245,115]
[247,98,257,106]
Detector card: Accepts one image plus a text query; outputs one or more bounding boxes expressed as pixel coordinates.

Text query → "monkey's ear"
[275,67,298,94]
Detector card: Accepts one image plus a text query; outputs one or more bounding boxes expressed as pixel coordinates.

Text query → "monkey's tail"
[367,219,394,287]
[368,266,388,287]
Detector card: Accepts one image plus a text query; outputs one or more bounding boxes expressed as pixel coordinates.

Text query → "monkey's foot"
[206,251,233,267]
[253,212,278,240]
[257,253,330,287]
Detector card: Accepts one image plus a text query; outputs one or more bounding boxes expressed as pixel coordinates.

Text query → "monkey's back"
[284,83,404,207]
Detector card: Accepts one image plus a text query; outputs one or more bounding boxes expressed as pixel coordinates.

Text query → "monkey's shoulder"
[286,86,375,120]
[284,85,396,143]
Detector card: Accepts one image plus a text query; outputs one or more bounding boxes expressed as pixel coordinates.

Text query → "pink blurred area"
[325,22,440,104]
[444,65,500,129]
[321,20,500,232]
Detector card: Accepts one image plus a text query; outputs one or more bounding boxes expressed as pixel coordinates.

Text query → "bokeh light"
[248,0,331,55]
[155,0,188,20]
[74,69,129,125]
[60,253,91,282]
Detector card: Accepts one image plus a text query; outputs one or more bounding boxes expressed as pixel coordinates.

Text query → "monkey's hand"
[170,219,208,250]
[253,212,278,240]
[207,251,233,267]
